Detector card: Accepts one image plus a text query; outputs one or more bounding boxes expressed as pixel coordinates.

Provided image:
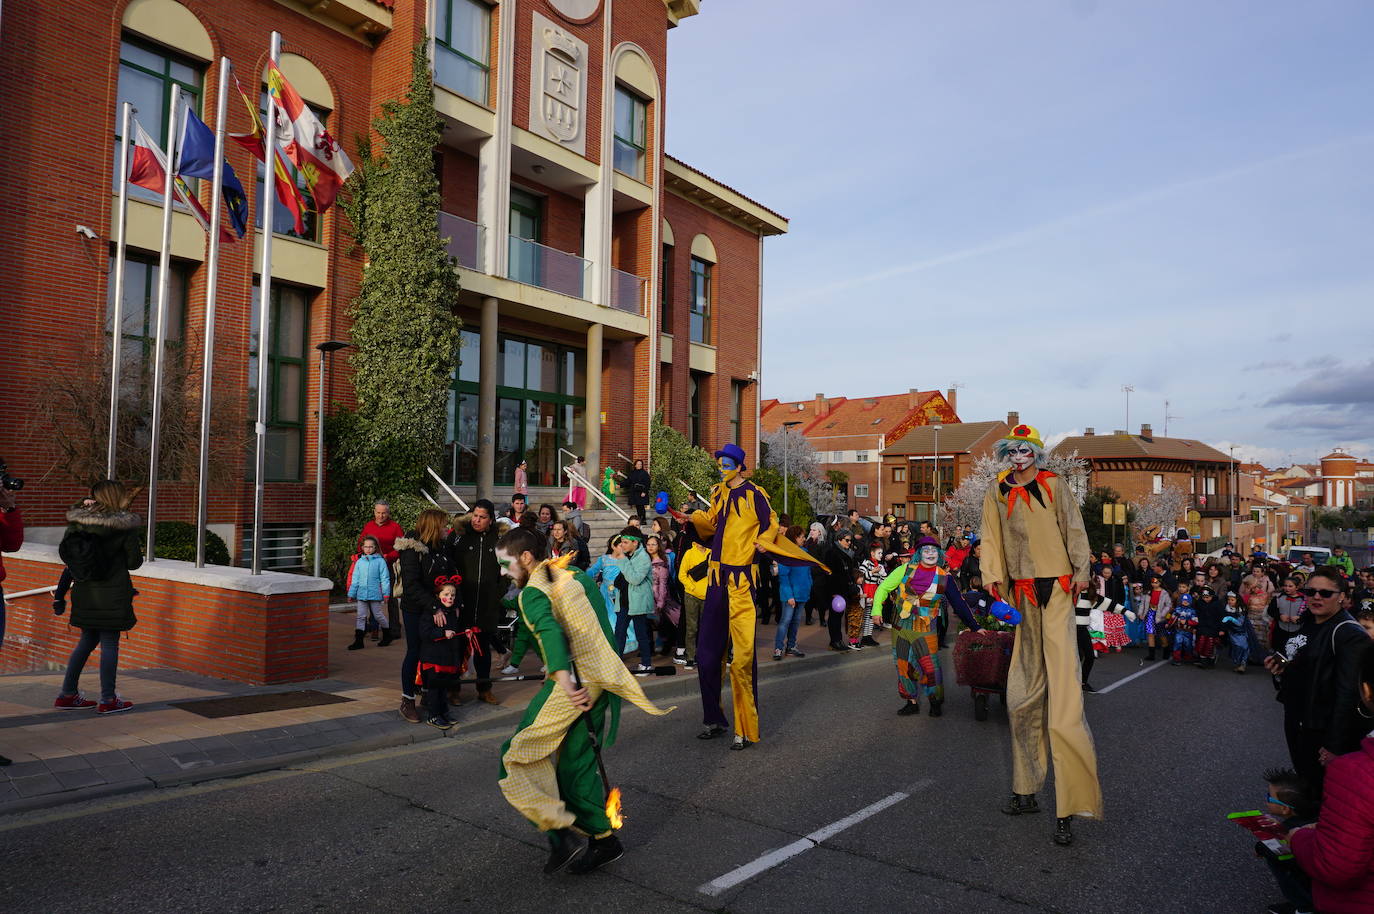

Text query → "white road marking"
[697,780,931,896]
[1094,658,1169,694]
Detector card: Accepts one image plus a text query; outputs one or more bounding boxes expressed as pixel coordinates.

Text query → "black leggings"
[454,630,493,695]
[1075,624,1094,684]
[400,611,422,698]
[827,598,847,645]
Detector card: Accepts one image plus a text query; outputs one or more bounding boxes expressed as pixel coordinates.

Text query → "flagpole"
[195,58,231,568]
[146,88,182,562]
[107,100,135,480]
[252,31,282,575]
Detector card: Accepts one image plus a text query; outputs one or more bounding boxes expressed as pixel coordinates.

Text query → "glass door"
[523,400,559,488]
[509,189,541,286]
[497,397,521,485]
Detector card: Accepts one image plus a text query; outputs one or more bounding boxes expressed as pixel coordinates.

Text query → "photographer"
[0,484,25,766]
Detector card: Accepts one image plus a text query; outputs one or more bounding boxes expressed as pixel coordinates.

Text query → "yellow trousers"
[1006,585,1104,819]
[499,681,609,836]
[698,575,760,742]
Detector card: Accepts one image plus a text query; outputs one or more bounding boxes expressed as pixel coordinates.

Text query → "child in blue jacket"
[347,536,393,650]
[773,526,812,660]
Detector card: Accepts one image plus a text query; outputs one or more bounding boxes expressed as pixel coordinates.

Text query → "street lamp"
[931,424,943,529]
[314,340,350,577]
[1229,445,1237,549]
[782,420,802,514]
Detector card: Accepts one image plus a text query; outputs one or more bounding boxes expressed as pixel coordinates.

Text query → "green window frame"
[105,253,187,392]
[613,85,647,180]
[248,283,311,481]
[435,0,491,104]
[660,243,674,332]
[114,36,203,197]
[689,256,712,344]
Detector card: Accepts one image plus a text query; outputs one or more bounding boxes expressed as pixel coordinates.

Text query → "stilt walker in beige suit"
[979,423,1102,847]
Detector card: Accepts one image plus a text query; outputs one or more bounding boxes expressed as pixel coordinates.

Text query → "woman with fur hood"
[53,480,143,715]
[394,509,461,724]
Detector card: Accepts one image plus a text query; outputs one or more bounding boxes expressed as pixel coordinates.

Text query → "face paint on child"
[919,545,939,566]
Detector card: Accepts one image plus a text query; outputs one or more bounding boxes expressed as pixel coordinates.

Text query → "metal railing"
[564,464,630,522]
[440,211,485,271]
[609,267,646,315]
[426,466,471,513]
[508,235,590,299]
[239,526,309,572]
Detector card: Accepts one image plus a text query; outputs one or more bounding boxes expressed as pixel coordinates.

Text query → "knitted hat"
[1002,423,1044,450]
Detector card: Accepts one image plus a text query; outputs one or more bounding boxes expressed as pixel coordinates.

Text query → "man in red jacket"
[0,487,25,767]
[357,501,404,636]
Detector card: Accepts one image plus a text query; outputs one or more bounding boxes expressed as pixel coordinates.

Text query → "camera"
[0,459,24,491]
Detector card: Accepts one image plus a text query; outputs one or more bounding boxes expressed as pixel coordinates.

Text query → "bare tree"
[760,426,844,512]
[39,336,249,489]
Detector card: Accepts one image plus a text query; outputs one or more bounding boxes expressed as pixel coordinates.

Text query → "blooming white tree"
[1131,485,1190,543]
[759,427,844,514]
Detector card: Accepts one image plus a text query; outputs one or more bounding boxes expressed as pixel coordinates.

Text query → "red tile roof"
[761,391,958,443]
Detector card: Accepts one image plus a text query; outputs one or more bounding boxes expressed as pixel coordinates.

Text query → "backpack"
[60,529,111,583]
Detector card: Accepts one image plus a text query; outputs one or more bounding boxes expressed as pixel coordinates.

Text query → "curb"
[0,636,881,818]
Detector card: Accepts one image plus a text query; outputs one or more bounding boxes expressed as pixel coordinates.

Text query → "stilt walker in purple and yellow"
[691,444,827,750]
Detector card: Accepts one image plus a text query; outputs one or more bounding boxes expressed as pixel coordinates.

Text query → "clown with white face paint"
[495,528,673,876]
[871,536,979,717]
[980,423,1101,848]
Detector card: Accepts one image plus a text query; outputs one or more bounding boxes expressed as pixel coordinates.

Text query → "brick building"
[0,0,784,563]
[879,416,1012,525]
[760,389,958,515]
[1052,424,1237,541]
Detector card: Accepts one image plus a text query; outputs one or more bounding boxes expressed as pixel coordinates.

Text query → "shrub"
[142,521,230,565]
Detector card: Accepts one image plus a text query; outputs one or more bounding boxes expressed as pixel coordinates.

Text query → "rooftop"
[883,420,1010,456]
[1052,432,1232,463]
[761,390,956,441]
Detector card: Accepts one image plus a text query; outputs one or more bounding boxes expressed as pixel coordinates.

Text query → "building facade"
[760,389,958,515]
[878,416,1012,525]
[0,0,784,563]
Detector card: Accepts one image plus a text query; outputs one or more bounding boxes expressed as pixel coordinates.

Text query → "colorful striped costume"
[872,563,975,706]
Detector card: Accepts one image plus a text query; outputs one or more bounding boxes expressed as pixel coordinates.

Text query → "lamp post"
[314,340,350,578]
[782,420,802,514]
[931,424,943,529]
[1229,445,1237,549]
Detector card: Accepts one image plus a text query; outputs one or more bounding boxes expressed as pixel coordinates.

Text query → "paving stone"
[83,749,129,768]
[123,745,169,761]
[166,751,214,770]
[190,735,233,750]
[11,773,64,797]
[0,783,19,804]
[53,768,108,790]
[44,755,93,773]
[202,746,247,764]
[132,757,183,777]
[0,760,48,780]
[94,762,144,784]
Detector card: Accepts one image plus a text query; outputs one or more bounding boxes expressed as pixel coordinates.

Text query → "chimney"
[908,388,919,409]
[814,393,829,419]
[945,387,957,414]
[1140,423,1153,439]
[1084,427,1095,437]
[1007,411,1019,426]
[1113,429,1127,436]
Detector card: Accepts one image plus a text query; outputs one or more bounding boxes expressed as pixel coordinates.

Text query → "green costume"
[499,560,671,837]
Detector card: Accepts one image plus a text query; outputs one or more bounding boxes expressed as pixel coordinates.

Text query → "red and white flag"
[127,118,234,242]
[267,63,353,213]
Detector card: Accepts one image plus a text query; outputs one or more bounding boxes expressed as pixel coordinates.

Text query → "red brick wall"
[0,0,372,544]
[440,148,480,221]
[0,554,329,684]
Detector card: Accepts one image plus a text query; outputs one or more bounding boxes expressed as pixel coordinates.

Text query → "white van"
[1285,545,1333,566]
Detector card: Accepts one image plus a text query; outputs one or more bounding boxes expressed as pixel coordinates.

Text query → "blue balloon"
[831,594,848,614]
[654,491,669,514]
[988,600,1022,626]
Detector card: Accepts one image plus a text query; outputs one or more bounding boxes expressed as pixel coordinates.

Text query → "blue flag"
[178,106,249,239]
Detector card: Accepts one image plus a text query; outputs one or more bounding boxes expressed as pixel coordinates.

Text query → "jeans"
[61,629,121,702]
[615,613,653,667]
[1228,632,1250,666]
[355,600,387,629]
[774,599,801,651]
[400,611,423,698]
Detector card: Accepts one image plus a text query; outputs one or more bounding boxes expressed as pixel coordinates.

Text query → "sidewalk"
[0,605,856,815]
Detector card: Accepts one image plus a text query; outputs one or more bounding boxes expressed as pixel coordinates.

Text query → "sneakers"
[785,648,806,658]
[635,664,654,673]
[897,702,920,716]
[544,827,584,875]
[569,834,623,875]
[848,643,862,651]
[54,693,97,711]
[828,642,847,652]
[97,698,134,715]
[729,735,751,751]
[772,650,783,661]
[697,723,727,740]
[684,660,696,670]
[860,636,880,647]
[673,649,686,665]
[426,715,455,731]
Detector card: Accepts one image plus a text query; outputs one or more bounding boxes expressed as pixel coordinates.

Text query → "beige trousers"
[1006,585,1104,819]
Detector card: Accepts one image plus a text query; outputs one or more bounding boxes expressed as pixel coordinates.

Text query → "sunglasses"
[1301,587,1338,599]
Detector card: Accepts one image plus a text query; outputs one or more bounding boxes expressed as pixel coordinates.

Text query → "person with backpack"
[53,480,142,715]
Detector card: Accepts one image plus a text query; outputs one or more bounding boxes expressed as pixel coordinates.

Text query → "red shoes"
[96,698,134,715]
[54,693,97,710]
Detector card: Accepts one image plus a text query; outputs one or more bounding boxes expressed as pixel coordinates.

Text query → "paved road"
[0,647,1287,913]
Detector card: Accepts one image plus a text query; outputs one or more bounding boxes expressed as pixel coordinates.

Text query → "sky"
[664,0,1374,467]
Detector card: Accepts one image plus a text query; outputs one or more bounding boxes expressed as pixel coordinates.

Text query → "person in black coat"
[417,583,467,729]
[626,459,652,523]
[395,509,460,724]
[451,499,506,704]
[822,531,861,651]
[54,481,143,715]
[1193,585,1225,669]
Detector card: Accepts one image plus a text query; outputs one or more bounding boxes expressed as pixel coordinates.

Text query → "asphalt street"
[0,643,1289,914]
